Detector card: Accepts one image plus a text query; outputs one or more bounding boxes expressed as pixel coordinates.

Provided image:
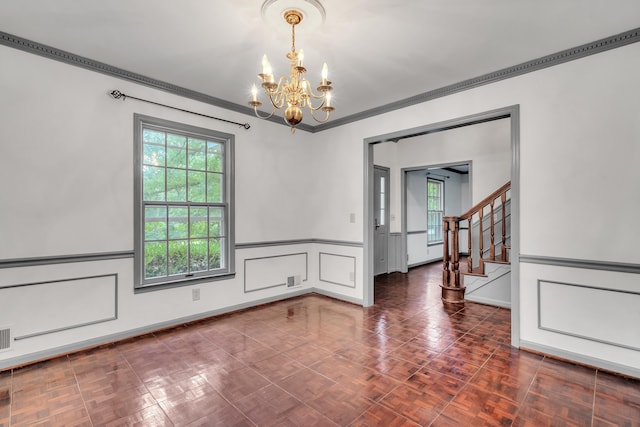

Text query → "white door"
[373,166,390,276]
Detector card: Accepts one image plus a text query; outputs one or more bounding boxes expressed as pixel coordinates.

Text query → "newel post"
[441,216,465,303]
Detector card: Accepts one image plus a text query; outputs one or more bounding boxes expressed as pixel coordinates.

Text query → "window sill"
[134,272,236,293]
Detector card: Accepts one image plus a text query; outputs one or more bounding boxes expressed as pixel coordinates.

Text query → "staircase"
[441,181,511,306]
[463,260,511,307]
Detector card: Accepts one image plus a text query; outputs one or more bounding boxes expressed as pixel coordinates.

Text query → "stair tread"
[461,271,487,278]
[484,259,510,265]
[461,263,487,276]
[459,257,510,277]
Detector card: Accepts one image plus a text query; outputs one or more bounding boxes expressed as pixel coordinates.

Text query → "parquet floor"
[0,262,639,426]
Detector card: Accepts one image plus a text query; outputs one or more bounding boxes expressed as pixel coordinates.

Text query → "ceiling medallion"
[261,0,325,32]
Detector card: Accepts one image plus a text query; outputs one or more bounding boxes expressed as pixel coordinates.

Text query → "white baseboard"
[520,340,640,379]
[311,288,364,305]
[0,287,363,371]
[465,294,511,308]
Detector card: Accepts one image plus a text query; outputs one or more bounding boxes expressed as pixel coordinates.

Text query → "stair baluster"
[478,207,484,273]
[442,220,450,286]
[489,201,495,261]
[467,217,472,273]
[501,192,507,262]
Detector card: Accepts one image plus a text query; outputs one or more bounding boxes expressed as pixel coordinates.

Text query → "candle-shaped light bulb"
[326,92,332,107]
[251,84,258,102]
[262,54,271,75]
[321,63,328,85]
[302,80,308,90]
[298,49,304,67]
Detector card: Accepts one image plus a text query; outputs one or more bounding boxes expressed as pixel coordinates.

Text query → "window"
[134,114,234,290]
[427,179,444,244]
[379,175,385,227]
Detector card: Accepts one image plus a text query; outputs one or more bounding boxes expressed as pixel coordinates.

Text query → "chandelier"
[249,9,334,132]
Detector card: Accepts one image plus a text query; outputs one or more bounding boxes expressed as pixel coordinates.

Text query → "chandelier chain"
[291,22,296,53]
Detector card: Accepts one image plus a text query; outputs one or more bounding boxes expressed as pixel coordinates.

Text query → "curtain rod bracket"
[109,90,125,100]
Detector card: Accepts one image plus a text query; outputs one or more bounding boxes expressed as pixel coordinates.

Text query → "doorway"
[373,165,390,276]
[363,105,520,347]
[401,163,471,272]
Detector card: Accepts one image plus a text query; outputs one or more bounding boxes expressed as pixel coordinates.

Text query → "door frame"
[363,105,521,348]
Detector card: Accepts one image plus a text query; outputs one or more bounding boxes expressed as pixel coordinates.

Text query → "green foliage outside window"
[141,127,226,280]
[427,179,444,243]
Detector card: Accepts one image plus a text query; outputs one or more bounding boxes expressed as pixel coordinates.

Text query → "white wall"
[2,38,640,377]
[441,172,463,217]
[311,42,640,375]
[406,170,429,266]
[0,48,317,258]
[406,170,427,232]
[374,119,511,234]
[403,169,471,266]
[373,120,509,267]
[0,45,326,368]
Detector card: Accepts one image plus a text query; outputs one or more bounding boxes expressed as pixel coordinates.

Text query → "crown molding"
[0,31,315,133]
[313,27,640,132]
[2,27,639,133]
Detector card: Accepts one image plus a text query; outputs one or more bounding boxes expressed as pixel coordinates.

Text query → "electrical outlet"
[192,288,200,301]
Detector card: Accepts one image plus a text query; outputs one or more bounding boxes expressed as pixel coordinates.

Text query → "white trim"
[0,287,361,371]
[520,340,640,379]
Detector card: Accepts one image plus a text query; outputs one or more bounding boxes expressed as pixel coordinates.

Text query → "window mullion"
[164,132,169,277]
[187,205,191,275]
[204,144,211,270]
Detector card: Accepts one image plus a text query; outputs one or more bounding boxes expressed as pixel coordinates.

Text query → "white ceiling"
[1,1,639,125]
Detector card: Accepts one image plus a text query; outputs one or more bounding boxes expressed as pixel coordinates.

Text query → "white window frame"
[133,114,235,291]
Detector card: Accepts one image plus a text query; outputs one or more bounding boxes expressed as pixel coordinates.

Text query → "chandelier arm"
[308,96,332,111]
[307,106,331,123]
[300,79,326,99]
[267,90,286,110]
[253,104,278,120]
[264,76,289,109]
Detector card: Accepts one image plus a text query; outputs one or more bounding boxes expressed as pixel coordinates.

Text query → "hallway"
[0,263,638,426]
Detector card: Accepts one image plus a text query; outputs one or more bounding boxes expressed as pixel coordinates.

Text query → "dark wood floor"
[1,262,639,426]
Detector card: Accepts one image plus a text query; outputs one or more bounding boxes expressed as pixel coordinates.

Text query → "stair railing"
[441,181,511,303]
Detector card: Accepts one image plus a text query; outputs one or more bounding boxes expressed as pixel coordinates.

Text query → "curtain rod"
[109,90,251,130]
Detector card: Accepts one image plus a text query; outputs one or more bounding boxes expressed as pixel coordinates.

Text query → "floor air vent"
[0,327,11,352]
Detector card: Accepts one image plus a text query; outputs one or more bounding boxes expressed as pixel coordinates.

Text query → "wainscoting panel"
[319,252,356,288]
[388,233,402,273]
[244,253,308,293]
[538,280,640,351]
[407,232,428,266]
[0,274,117,340]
